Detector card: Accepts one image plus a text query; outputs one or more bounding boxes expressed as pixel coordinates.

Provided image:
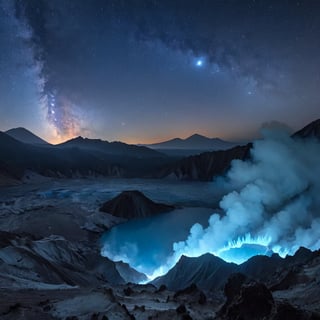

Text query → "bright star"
[196,59,203,67]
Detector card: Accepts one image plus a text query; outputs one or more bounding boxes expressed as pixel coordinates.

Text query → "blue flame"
[147,233,281,280]
[214,233,273,264]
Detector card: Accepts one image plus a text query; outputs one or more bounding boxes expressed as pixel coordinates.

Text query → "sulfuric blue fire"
[145,233,292,281]
[214,233,275,264]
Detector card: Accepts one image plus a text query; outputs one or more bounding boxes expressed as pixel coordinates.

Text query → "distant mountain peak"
[169,137,183,142]
[72,136,86,142]
[187,133,207,139]
[64,136,105,144]
[146,133,237,151]
[56,136,165,158]
[5,127,49,145]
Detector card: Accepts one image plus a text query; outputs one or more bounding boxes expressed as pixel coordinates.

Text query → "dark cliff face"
[293,119,320,139]
[100,190,175,219]
[158,143,252,181]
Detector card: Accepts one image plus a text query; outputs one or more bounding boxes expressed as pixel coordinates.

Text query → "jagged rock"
[174,283,207,305]
[100,190,174,219]
[221,281,274,320]
[223,273,247,305]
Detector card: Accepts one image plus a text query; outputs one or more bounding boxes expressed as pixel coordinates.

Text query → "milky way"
[1,0,320,143]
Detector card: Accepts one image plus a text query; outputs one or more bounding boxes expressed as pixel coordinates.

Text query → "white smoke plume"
[150,129,320,279]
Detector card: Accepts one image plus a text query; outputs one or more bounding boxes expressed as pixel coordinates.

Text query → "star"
[196,59,203,67]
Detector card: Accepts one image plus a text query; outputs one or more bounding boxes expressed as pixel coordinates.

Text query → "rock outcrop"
[100,190,175,219]
[218,275,318,320]
[219,281,275,320]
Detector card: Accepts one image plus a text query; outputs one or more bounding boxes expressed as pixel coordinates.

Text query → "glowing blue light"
[217,244,272,264]
[214,233,273,264]
[196,59,203,67]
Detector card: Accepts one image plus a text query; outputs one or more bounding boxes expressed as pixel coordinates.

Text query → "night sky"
[1,0,320,144]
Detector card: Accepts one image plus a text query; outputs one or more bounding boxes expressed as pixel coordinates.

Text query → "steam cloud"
[149,129,320,279]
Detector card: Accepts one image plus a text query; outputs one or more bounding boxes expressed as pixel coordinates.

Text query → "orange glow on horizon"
[44,125,80,145]
[45,130,238,145]
[42,125,247,145]
[113,130,233,145]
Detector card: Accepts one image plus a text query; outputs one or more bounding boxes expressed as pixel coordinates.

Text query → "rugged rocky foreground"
[1,182,320,319]
[1,229,319,319]
[0,229,220,319]
[153,250,320,318]
[0,185,219,319]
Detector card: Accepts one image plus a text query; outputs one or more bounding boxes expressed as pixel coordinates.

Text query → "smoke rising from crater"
[146,129,320,279]
[101,129,320,280]
[173,129,320,258]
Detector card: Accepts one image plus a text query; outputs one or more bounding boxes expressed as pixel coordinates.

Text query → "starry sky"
[1,0,320,144]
